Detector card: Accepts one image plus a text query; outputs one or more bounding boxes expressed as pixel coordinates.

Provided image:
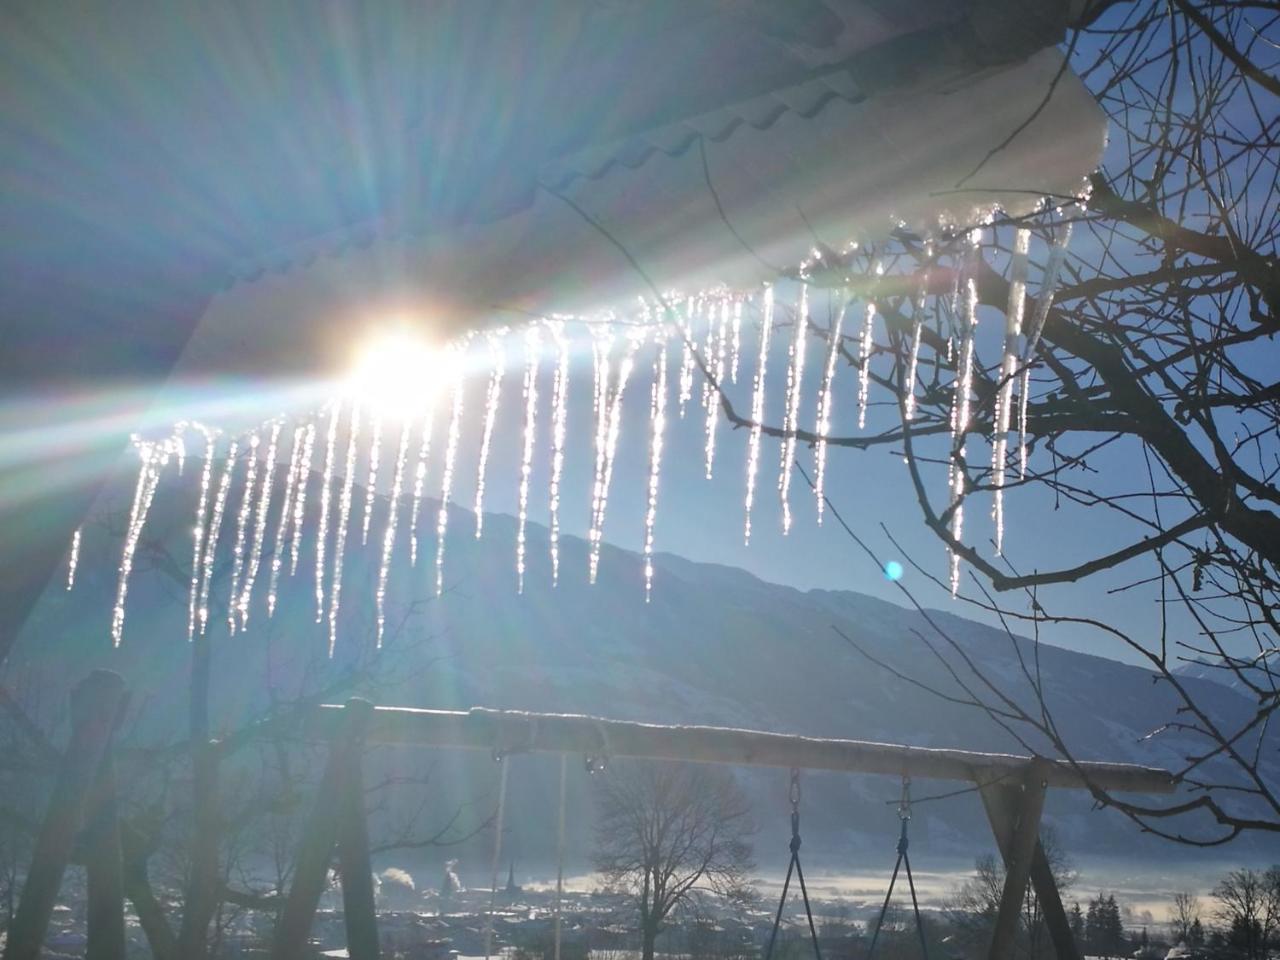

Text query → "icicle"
[948,236,981,596]
[268,425,305,618]
[173,421,188,477]
[677,297,696,417]
[289,422,316,576]
[226,432,261,636]
[66,527,81,591]
[314,402,341,623]
[644,335,669,601]
[857,302,877,430]
[435,370,466,596]
[703,299,729,479]
[777,284,809,535]
[744,287,775,545]
[1018,221,1073,478]
[112,440,153,643]
[361,414,384,546]
[813,297,848,522]
[588,329,615,543]
[548,322,570,585]
[903,244,931,422]
[408,401,437,568]
[238,420,281,629]
[474,333,506,538]
[992,227,1031,554]
[516,328,541,594]
[112,437,170,647]
[729,299,743,384]
[185,425,217,640]
[198,439,238,636]
[328,404,362,656]
[589,332,640,584]
[375,419,413,646]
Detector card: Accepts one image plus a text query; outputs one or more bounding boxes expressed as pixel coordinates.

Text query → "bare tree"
[702,0,1280,846]
[593,761,754,960]
[1172,892,1201,945]
[1212,868,1280,960]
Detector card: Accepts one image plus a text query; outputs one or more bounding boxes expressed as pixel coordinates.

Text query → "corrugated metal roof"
[539,71,867,192]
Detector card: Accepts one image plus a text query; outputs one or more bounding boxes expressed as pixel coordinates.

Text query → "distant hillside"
[12,471,1277,888]
[1173,657,1273,699]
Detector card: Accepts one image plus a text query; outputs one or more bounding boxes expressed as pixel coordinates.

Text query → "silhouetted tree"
[593,760,754,960]
[733,0,1280,848]
[1212,869,1279,960]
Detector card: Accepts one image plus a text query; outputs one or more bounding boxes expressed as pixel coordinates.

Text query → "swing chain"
[789,768,802,854]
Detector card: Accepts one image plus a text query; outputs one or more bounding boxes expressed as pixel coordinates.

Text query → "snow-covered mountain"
[1173,657,1273,699]
[15,482,1277,881]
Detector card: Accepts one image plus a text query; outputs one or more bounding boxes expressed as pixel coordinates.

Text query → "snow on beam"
[294,704,1176,795]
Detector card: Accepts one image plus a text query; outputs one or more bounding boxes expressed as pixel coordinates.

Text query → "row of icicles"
[69,221,1075,654]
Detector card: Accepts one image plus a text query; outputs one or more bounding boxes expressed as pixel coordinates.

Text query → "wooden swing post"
[271,698,379,960]
[4,670,128,960]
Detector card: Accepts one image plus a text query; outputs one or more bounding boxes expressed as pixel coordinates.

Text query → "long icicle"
[644,332,669,600]
[703,299,729,479]
[66,527,82,592]
[238,419,282,629]
[474,332,506,539]
[813,295,848,523]
[993,227,1031,554]
[903,243,932,422]
[361,414,383,546]
[226,432,261,636]
[729,298,743,384]
[677,297,696,417]
[375,418,413,646]
[548,322,570,585]
[110,441,153,645]
[186,425,217,639]
[744,287,774,545]
[589,329,615,545]
[198,439,238,636]
[328,403,362,656]
[112,437,172,647]
[289,421,316,576]
[778,284,809,535]
[435,369,466,596]
[267,425,304,619]
[1018,219,1074,478]
[857,301,877,429]
[949,234,981,596]
[516,327,541,594]
[589,331,640,584]
[314,401,341,622]
[240,419,282,632]
[408,400,438,568]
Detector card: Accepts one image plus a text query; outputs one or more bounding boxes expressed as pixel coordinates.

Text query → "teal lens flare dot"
[883,561,904,582]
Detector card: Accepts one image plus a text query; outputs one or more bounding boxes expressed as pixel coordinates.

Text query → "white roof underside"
[184,48,1104,381]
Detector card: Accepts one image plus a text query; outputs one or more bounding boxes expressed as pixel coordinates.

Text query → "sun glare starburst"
[347,329,452,419]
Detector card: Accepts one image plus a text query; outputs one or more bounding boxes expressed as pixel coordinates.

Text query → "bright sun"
[347,329,451,419]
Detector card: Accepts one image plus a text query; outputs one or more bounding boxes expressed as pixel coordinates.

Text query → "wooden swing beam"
[296,703,1177,794]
